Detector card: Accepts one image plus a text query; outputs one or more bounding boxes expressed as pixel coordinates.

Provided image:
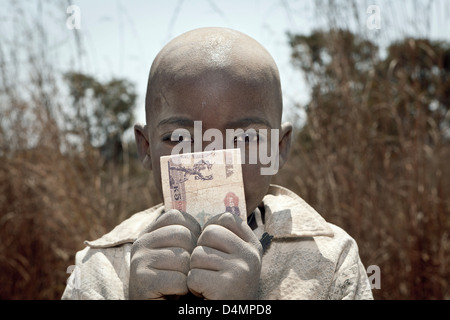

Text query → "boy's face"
[136,69,292,215]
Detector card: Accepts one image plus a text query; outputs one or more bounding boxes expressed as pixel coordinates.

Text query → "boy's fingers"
[203,212,262,248]
[133,225,197,253]
[187,268,218,299]
[130,268,189,299]
[190,245,227,271]
[132,246,191,274]
[130,235,193,300]
[197,224,245,254]
[143,209,202,238]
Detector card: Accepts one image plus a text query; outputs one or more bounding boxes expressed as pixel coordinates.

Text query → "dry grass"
[0,144,160,299]
[0,1,160,298]
[0,147,161,299]
[274,29,450,299]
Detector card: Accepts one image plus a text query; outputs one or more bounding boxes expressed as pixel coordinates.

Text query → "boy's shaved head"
[145,27,283,125]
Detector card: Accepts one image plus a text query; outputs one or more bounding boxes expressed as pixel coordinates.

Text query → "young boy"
[62,27,373,300]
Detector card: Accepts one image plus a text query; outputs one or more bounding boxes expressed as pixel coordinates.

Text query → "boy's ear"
[134,123,152,170]
[278,122,293,170]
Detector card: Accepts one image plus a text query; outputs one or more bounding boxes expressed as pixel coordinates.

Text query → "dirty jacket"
[62,185,374,300]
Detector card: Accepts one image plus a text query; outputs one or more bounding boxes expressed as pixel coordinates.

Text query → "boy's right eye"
[162,129,193,144]
[172,133,192,142]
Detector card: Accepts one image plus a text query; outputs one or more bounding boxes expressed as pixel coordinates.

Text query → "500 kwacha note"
[160,149,247,226]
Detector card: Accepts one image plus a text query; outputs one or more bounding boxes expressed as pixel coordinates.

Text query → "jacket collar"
[85,185,333,248]
[262,185,334,239]
[84,204,164,248]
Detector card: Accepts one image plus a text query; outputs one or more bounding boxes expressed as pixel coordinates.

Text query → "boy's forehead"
[151,70,280,128]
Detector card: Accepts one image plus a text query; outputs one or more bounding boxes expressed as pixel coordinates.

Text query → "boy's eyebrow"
[157,116,272,128]
[227,117,272,128]
[157,117,195,128]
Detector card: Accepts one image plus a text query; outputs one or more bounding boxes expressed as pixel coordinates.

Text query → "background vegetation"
[0,0,448,299]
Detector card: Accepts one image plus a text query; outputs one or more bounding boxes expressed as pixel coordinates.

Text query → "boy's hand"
[187,212,263,300]
[129,209,201,300]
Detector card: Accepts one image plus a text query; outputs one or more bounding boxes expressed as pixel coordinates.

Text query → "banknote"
[160,149,247,226]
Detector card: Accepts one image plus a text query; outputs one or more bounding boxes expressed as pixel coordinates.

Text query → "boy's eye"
[173,134,191,142]
[162,129,193,144]
[234,132,259,144]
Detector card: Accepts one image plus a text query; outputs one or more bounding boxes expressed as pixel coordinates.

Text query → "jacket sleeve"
[61,244,132,300]
[327,235,374,300]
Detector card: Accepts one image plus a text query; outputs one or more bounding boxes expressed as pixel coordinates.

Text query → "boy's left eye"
[172,133,192,142]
